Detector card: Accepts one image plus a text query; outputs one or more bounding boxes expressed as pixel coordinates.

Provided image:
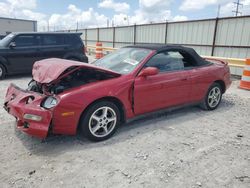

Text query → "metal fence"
[63,15,250,59]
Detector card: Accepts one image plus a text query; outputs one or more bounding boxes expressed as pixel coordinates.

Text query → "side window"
[42,35,64,46]
[145,51,184,72]
[13,35,37,47]
[65,35,82,46]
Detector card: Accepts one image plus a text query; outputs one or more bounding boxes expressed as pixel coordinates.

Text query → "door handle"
[181,78,188,81]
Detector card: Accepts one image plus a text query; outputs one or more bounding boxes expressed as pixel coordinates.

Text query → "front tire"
[0,64,6,80]
[79,101,120,141]
[200,83,222,110]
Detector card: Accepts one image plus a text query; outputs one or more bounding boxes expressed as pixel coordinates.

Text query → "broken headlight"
[41,96,58,109]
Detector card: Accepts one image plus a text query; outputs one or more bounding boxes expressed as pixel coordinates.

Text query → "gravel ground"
[0,73,249,188]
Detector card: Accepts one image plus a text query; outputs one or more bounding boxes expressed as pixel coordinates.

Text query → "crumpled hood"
[32,58,121,84]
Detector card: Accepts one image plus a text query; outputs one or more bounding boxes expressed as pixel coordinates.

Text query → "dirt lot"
[0,75,249,188]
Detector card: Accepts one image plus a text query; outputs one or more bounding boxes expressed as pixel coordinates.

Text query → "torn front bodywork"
[3,59,122,139]
[4,84,52,139]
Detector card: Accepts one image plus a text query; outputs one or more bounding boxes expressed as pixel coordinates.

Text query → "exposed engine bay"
[28,67,118,94]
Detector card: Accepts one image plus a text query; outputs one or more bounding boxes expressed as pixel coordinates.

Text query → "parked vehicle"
[4,45,231,141]
[0,32,88,79]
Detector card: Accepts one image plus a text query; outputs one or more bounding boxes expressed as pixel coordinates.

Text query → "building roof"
[11,32,82,35]
[0,16,36,22]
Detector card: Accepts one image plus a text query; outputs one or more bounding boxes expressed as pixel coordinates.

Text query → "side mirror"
[9,42,16,48]
[138,67,159,77]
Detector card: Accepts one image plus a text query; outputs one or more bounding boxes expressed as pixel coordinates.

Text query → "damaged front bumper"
[4,84,52,139]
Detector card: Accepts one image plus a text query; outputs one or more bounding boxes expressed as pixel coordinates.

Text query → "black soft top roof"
[124,44,182,51]
[124,44,209,66]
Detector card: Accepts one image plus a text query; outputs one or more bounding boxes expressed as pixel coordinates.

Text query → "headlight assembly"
[41,96,58,109]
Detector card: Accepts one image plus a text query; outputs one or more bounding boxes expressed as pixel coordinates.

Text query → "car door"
[133,50,192,115]
[5,34,41,73]
[39,34,68,59]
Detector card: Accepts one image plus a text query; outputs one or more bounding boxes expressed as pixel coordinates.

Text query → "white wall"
[0,17,37,36]
[78,16,250,58]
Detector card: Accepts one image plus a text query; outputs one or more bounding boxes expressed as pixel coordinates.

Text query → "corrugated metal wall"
[214,16,250,58]
[115,26,134,43]
[136,24,166,44]
[99,28,113,47]
[86,28,97,47]
[74,16,250,58]
[167,20,215,45]
[115,26,134,48]
[167,20,215,55]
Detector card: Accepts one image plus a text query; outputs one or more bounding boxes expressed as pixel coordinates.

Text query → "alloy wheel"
[88,106,117,138]
[208,87,221,108]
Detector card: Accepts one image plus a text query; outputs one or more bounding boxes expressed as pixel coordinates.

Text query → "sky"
[0,0,249,31]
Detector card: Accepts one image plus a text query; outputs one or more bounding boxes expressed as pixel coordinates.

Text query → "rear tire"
[79,101,120,141]
[0,64,6,80]
[200,83,222,110]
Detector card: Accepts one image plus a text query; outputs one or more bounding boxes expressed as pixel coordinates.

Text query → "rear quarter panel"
[189,63,229,102]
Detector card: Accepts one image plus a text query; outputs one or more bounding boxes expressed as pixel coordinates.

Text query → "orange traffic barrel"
[95,42,103,59]
[239,58,250,90]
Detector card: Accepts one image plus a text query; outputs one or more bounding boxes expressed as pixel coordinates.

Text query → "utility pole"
[124,16,129,26]
[217,4,221,18]
[233,0,243,16]
[47,21,50,31]
[76,21,79,32]
[107,19,109,27]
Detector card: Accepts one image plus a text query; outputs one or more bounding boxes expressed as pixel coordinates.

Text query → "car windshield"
[0,33,15,47]
[93,48,152,74]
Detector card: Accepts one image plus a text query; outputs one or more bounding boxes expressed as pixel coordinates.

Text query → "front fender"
[51,77,134,135]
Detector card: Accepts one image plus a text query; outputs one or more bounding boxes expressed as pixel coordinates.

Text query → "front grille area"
[3,102,9,112]
[23,122,29,128]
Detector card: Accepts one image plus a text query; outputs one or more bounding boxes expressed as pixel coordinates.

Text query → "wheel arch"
[0,62,7,73]
[0,57,8,74]
[214,80,226,93]
[77,96,126,130]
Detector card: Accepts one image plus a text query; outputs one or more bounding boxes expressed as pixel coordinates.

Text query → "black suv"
[0,32,88,79]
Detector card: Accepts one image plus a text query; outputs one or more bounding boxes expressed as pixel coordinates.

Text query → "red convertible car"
[4,45,231,141]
